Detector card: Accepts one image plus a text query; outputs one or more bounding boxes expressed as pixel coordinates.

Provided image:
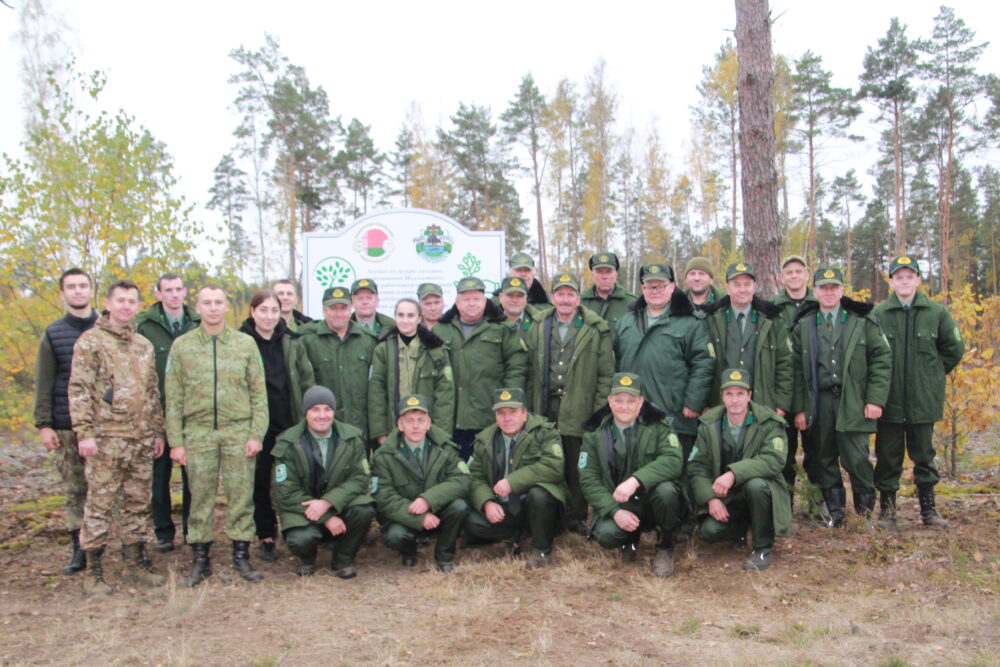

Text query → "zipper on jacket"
[212,335,218,430]
[902,307,909,424]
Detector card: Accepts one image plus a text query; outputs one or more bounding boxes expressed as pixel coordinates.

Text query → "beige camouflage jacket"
[69,315,165,441]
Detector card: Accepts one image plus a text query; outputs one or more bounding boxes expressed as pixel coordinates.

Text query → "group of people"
[34,248,964,594]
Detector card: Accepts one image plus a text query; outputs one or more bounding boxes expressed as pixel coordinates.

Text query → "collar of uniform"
[816,306,844,324]
[727,411,754,429]
[196,326,232,343]
[727,304,755,323]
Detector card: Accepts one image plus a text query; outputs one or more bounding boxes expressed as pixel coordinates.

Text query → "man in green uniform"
[465,388,568,568]
[271,386,375,578]
[702,262,792,414]
[69,280,166,594]
[791,268,892,527]
[506,251,550,306]
[497,276,543,342]
[350,278,395,334]
[299,287,379,442]
[579,252,637,331]
[136,272,200,553]
[683,257,725,311]
[272,279,313,330]
[526,272,615,535]
[371,394,471,572]
[165,285,269,586]
[689,369,791,571]
[418,283,446,330]
[580,373,685,578]
[433,277,528,460]
[873,255,964,529]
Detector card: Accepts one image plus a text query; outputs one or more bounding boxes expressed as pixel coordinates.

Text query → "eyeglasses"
[641,282,671,292]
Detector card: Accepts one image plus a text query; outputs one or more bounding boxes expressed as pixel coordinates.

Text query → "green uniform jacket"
[371,426,472,530]
[351,311,396,336]
[614,290,715,436]
[367,325,455,439]
[297,320,378,438]
[238,318,316,419]
[790,297,892,433]
[270,419,374,531]
[688,402,791,537]
[526,306,615,436]
[872,291,964,424]
[579,403,684,523]
[685,284,726,311]
[164,326,269,447]
[503,303,546,344]
[432,300,528,431]
[468,415,569,511]
[580,284,637,332]
[702,295,793,411]
[135,301,200,406]
[769,287,818,330]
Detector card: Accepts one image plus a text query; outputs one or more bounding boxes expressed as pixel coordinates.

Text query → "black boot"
[853,491,875,520]
[62,529,86,575]
[232,541,263,581]
[822,487,846,527]
[652,530,675,578]
[182,542,212,588]
[877,491,897,530]
[918,486,949,529]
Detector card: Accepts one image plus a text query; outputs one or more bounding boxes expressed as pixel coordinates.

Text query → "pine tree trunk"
[735,0,782,295]
[893,101,905,254]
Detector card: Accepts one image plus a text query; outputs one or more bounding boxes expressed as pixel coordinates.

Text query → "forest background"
[0,0,997,476]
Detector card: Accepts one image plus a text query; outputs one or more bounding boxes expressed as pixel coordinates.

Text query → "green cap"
[397,393,430,416]
[492,387,526,410]
[888,255,921,277]
[417,283,443,299]
[684,257,715,278]
[609,372,642,396]
[589,252,619,270]
[456,276,486,293]
[720,368,752,391]
[322,286,352,306]
[500,276,528,295]
[551,272,580,292]
[726,261,757,282]
[640,262,674,283]
[351,278,378,294]
[813,267,844,287]
[781,255,808,269]
[508,252,535,270]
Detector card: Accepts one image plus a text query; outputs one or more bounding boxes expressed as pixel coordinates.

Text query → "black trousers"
[151,439,190,543]
[253,429,280,541]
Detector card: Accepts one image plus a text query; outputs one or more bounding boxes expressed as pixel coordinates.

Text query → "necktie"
[172,321,181,336]
[825,312,833,331]
[737,312,745,334]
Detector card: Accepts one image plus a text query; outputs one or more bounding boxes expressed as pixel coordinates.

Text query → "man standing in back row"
[579,252,637,332]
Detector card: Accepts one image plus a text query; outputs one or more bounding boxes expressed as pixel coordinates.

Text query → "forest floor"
[1,432,998,666]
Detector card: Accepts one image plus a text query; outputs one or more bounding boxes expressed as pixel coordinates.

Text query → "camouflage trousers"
[53,429,87,531]
[80,436,154,550]
[185,430,256,543]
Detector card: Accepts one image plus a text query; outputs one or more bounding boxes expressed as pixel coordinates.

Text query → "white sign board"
[302,208,506,319]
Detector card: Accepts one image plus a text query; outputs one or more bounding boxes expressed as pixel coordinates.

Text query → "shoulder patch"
[953,326,962,343]
[443,365,453,382]
[578,451,588,469]
[370,476,379,494]
[274,463,288,483]
[772,436,785,452]
[706,342,716,359]
[457,461,470,474]
[361,459,370,475]
[668,433,680,448]
[551,443,564,459]
[688,446,699,462]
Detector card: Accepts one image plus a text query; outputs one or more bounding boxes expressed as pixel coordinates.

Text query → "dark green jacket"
[371,426,472,530]
[368,325,455,439]
[613,290,715,435]
[432,300,528,431]
[790,297,892,433]
[351,311,396,336]
[688,402,791,537]
[872,291,964,424]
[270,420,373,531]
[238,318,316,420]
[579,402,684,523]
[769,287,818,330]
[685,283,726,311]
[526,306,615,436]
[298,320,378,439]
[136,301,200,406]
[468,415,568,511]
[703,295,793,412]
[502,303,546,344]
[580,283,637,332]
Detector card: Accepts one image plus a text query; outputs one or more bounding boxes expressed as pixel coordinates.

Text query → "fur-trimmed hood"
[582,400,668,432]
[376,323,446,348]
[628,288,696,318]
[794,295,874,324]
[702,294,783,319]
[492,279,551,306]
[438,297,507,325]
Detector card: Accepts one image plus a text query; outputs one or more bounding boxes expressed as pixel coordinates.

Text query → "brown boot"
[82,548,112,596]
[122,543,165,587]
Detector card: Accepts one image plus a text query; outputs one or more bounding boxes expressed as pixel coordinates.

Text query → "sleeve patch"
[457,461,470,474]
[688,446,699,462]
[578,451,589,469]
[706,342,716,359]
[551,443,564,458]
[668,433,680,448]
[370,476,379,494]
[274,463,288,483]
[361,459,370,475]
[772,436,785,452]
[443,365,453,382]
[954,326,962,342]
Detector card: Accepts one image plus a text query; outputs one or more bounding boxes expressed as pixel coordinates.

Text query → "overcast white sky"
[1,0,998,263]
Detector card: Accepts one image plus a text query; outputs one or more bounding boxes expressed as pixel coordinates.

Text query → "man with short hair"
[579,252,637,331]
[791,268,892,527]
[417,283,446,330]
[350,278,395,334]
[497,276,542,341]
[683,257,724,310]
[165,285,269,586]
[689,369,791,571]
[371,394,471,572]
[872,255,963,529]
[507,252,550,306]
[465,388,568,569]
[271,386,376,578]
[272,279,313,330]
[34,268,98,575]
[580,373,685,577]
[136,272,199,553]
[69,279,166,594]
[526,272,614,534]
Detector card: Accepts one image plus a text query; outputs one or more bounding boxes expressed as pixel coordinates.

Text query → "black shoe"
[730,533,748,551]
[526,551,550,570]
[259,541,278,562]
[621,541,638,563]
[401,555,417,567]
[181,543,212,587]
[822,488,846,528]
[569,520,589,536]
[62,529,86,575]
[504,541,522,558]
[918,486,949,529]
[336,566,357,579]
[232,541,263,582]
[296,562,316,576]
[154,539,174,554]
[415,535,430,549]
[743,547,774,571]
[877,491,898,530]
[435,561,454,573]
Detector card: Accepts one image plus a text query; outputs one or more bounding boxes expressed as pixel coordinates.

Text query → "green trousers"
[697,478,774,549]
[814,390,874,494]
[560,435,586,523]
[185,430,256,543]
[590,481,683,550]
[464,486,561,554]
[382,498,470,563]
[284,504,376,568]
[874,422,939,492]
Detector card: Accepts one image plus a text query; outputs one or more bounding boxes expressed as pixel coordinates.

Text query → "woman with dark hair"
[239,289,315,561]
[368,298,455,443]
